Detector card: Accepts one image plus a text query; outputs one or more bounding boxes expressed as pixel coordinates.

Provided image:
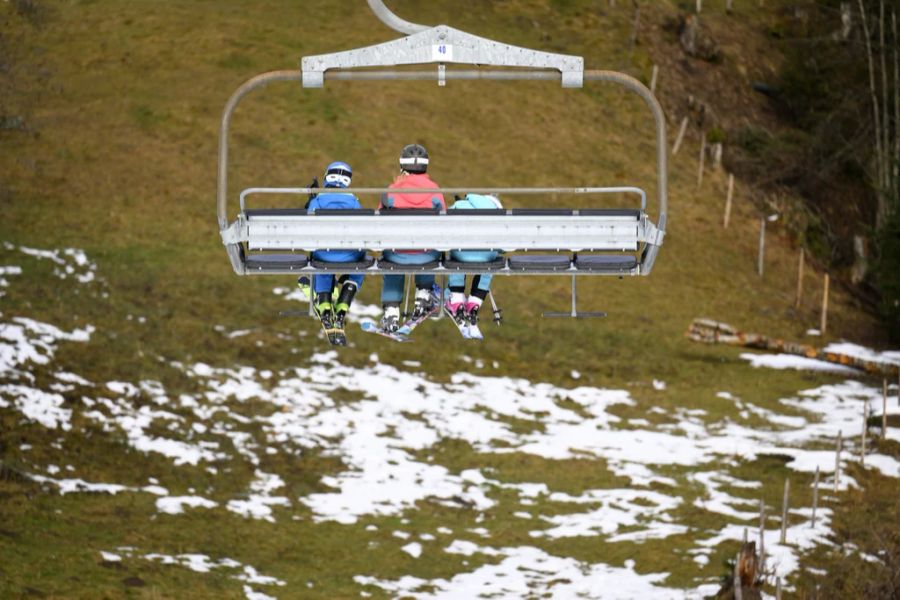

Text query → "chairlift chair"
[217,0,668,318]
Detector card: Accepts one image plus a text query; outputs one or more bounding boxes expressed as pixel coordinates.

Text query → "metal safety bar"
[238,186,647,212]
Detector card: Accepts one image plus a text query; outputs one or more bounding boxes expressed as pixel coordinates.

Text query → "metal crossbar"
[238,186,647,212]
[229,213,650,252]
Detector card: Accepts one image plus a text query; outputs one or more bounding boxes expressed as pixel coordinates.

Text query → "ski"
[360,321,412,342]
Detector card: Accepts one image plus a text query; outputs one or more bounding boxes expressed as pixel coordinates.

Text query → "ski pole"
[488,290,503,326]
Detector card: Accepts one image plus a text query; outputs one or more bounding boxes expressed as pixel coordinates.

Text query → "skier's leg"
[334,275,363,327]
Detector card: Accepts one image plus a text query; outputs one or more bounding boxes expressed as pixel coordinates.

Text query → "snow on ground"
[4,245,900,597]
[356,543,721,599]
[104,548,285,600]
[740,352,859,374]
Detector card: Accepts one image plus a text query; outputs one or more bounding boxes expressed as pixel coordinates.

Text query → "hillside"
[2,1,899,598]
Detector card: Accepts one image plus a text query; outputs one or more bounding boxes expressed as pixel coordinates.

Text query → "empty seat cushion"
[311,255,375,270]
[443,257,506,271]
[246,254,309,270]
[575,254,638,272]
[507,254,571,271]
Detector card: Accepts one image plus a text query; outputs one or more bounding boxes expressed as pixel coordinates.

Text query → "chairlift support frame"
[217,1,668,317]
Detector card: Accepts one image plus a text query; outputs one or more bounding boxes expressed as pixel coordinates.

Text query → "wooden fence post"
[780,478,790,544]
[811,466,819,528]
[795,247,805,309]
[650,64,659,94]
[758,498,766,570]
[727,0,734,13]
[834,430,842,493]
[733,550,742,600]
[758,218,766,277]
[723,173,734,228]
[821,273,830,334]
[672,116,689,155]
[884,378,889,436]
[861,398,869,466]
[697,135,707,188]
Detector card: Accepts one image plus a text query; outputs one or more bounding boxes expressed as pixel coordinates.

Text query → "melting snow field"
[2,245,900,599]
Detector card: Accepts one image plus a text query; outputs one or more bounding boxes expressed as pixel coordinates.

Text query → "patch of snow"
[226,471,290,522]
[740,352,858,374]
[357,544,694,599]
[156,496,218,515]
[402,542,422,558]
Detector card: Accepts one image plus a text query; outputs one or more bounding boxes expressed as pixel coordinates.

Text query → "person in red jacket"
[379,144,446,332]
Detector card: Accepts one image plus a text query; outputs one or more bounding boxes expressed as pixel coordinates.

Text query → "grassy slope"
[1,0,896,598]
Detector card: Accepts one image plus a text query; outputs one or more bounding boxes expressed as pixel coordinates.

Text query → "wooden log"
[723,173,734,228]
[685,318,900,377]
[795,247,804,309]
[780,478,790,544]
[672,116,689,155]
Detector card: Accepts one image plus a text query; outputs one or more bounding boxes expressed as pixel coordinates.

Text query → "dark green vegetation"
[1,1,899,598]
[733,0,900,341]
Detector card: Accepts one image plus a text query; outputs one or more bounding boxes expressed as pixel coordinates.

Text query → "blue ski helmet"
[324,161,352,188]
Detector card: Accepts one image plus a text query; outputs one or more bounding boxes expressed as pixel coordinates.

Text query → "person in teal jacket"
[444,193,503,333]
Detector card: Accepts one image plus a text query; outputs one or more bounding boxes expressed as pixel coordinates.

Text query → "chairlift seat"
[311,255,376,271]
[443,257,507,272]
[379,256,442,272]
[508,254,572,272]
[574,254,638,273]
[246,253,309,273]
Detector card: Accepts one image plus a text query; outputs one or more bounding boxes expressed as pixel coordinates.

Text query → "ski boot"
[331,281,359,346]
[465,299,484,340]
[315,293,341,344]
[412,284,440,320]
[381,304,401,333]
[297,276,311,301]
[445,292,467,320]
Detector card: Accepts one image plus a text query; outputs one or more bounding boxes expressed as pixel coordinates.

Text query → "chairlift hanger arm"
[301,24,584,89]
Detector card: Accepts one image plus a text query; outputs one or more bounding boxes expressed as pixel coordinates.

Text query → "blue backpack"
[449,193,503,210]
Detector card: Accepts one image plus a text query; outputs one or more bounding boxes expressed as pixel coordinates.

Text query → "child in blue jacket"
[306,161,364,331]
